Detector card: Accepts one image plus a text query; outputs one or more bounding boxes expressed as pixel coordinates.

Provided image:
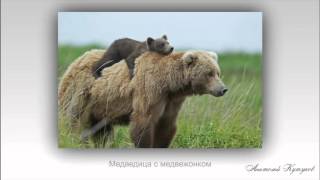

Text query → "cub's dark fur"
[92,35,174,78]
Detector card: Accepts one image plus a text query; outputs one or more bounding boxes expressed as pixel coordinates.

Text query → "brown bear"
[58,49,227,148]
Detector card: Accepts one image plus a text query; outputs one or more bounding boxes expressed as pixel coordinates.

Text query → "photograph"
[57,12,263,148]
[2,0,319,180]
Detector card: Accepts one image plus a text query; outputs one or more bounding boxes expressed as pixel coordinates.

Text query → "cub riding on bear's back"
[92,35,174,79]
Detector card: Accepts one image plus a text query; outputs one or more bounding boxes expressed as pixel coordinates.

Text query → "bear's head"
[181,51,228,97]
[146,35,174,55]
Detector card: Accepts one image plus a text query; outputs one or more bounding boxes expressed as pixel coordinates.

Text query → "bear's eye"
[207,71,214,77]
[159,43,165,48]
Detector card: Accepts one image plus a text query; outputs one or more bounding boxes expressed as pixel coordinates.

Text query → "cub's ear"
[147,37,155,47]
[162,34,168,40]
[183,52,198,65]
[208,51,218,61]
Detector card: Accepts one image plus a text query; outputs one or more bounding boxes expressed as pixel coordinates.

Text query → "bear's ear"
[208,51,218,62]
[183,52,198,65]
[162,35,168,40]
[147,37,155,47]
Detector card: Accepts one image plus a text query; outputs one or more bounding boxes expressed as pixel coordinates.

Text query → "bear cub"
[92,35,174,79]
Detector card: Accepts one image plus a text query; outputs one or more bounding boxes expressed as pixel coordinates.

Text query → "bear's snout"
[164,46,174,54]
[210,83,228,97]
[219,87,228,96]
[211,87,228,97]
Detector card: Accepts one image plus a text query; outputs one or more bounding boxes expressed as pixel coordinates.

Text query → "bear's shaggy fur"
[58,49,226,148]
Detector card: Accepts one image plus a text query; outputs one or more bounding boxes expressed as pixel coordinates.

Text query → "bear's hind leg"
[92,124,114,148]
[86,114,114,148]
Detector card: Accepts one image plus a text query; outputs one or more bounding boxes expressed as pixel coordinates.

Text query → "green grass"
[58,44,262,148]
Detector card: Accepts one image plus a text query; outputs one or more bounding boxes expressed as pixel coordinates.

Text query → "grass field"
[58,44,262,148]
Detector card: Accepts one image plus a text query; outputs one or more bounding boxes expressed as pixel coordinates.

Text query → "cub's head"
[182,51,228,97]
[146,35,174,55]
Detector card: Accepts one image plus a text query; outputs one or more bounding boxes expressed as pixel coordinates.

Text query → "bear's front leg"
[130,120,155,148]
[130,99,167,148]
[154,123,176,148]
[153,97,185,148]
[125,53,137,79]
